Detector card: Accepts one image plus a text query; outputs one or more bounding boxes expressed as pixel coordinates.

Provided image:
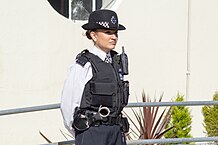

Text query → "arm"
[60,61,92,136]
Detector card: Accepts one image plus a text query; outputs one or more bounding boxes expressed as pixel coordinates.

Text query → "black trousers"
[75,124,126,145]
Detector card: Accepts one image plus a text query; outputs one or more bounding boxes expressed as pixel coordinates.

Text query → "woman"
[61,9,129,145]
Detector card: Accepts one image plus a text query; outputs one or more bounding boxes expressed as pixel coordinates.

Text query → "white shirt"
[60,46,111,135]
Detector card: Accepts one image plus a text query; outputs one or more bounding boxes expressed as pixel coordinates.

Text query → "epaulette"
[76,50,89,67]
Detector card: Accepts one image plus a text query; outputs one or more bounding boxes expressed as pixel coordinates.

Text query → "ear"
[90,31,97,42]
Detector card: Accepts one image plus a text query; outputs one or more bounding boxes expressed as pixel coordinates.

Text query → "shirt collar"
[87,45,110,61]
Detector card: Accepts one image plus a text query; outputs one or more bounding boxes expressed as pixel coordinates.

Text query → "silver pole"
[69,0,72,19]
[186,0,191,100]
[1,101,218,116]
[41,137,218,145]
[92,0,96,11]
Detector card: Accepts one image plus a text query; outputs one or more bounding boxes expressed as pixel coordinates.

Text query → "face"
[90,29,118,53]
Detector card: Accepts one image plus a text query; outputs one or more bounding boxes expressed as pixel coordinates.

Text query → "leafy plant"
[124,91,173,145]
[202,91,218,137]
[39,131,52,143]
[164,93,192,144]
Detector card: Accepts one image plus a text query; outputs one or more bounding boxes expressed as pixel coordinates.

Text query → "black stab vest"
[76,50,129,117]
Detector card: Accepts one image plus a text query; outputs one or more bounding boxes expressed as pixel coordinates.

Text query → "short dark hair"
[85,29,97,40]
[85,30,92,40]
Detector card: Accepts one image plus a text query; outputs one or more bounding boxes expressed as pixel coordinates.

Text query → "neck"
[94,45,111,54]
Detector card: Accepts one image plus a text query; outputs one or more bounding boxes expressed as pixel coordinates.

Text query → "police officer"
[60,9,129,145]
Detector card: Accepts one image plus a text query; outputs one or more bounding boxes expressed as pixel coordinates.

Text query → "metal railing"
[41,137,218,145]
[1,101,218,116]
[1,101,218,144]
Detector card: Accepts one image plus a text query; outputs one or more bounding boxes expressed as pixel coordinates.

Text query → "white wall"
[118,0,187,98]
[0,0,218,144]
[189,0,218,137]
[0,0,90,144]
[118,0,218,138]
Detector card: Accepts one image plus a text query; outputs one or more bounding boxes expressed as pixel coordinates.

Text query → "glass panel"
[71,0,103,20]
[102,0,116,9]
[71,0,90,20]
[48,0,117,21]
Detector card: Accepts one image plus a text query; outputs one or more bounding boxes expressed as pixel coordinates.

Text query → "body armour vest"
[76,50,129,117]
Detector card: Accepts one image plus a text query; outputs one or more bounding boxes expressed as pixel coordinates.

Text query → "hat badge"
[111,16,117,24]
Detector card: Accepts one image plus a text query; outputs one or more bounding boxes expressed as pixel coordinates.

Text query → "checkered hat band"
[96,21,109,28]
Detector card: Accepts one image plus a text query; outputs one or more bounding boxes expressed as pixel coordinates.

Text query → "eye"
[105,31,112,34]
[104,30,118,35]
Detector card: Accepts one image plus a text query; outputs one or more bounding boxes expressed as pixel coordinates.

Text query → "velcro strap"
[90,82,116,95]
[92,95,113,107]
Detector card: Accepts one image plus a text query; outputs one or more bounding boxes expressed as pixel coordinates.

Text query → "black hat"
[82,9,126,30]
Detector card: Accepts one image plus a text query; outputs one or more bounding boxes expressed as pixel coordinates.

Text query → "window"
[71,0,102,20]
[48,0,69,18]
[48,0,117,21]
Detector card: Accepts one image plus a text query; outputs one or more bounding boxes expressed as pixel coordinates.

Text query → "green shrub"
[164,93,192,144]
[202,91,218,136]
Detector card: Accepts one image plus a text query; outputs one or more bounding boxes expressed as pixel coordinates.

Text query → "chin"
[111,45,116,49]
[106,45,116,51]
[109,47,115,51]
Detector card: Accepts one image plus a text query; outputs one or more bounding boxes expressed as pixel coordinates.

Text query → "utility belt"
[72,106,129,133]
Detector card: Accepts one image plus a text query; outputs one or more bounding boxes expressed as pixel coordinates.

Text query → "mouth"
[110,41,117,45]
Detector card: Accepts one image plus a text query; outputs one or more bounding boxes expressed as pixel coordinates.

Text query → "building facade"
[1,0,218,144]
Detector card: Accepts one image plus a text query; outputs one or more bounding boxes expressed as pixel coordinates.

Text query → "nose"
[111,33,118,39]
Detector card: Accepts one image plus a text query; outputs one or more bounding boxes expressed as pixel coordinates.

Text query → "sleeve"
[60,61,92,136]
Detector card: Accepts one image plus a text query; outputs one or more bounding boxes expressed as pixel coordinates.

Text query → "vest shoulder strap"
[76,49,89,67]
[75,49,119,70]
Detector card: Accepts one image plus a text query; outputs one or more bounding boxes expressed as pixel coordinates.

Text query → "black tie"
[104,53,112,63]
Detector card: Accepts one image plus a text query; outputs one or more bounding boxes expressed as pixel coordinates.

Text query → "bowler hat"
[82,9,126,30]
